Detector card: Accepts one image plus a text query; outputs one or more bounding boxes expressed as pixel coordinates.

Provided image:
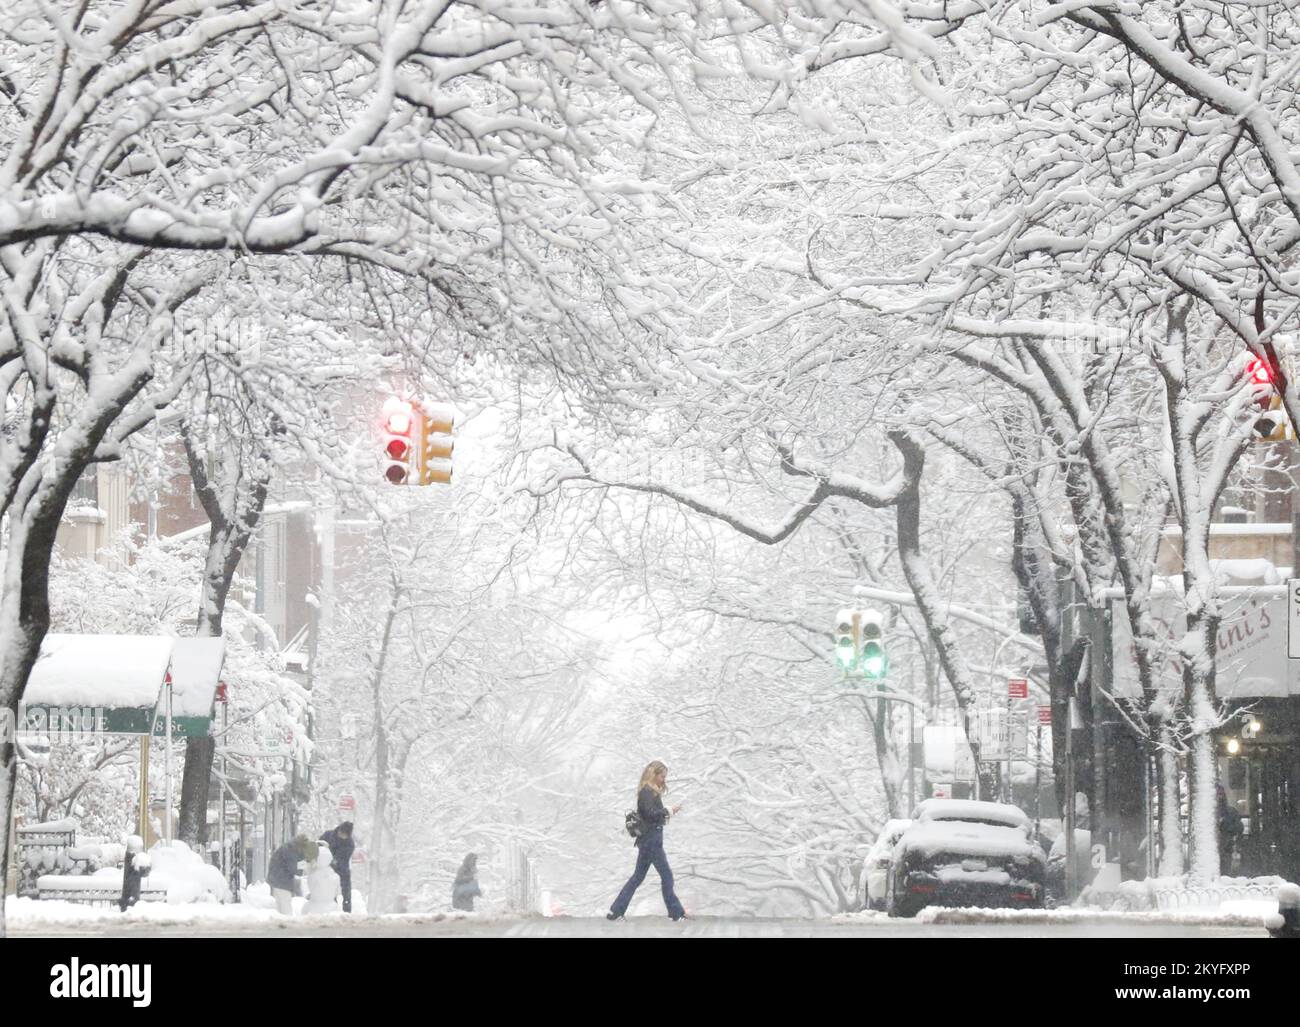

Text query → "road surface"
[11,913,1269,938]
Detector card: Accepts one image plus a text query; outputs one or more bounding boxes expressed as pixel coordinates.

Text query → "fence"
[1084,875,1290,912]
[504,839,546,915]
[16,822,78,898]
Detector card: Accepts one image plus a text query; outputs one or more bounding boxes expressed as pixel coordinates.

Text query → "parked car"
[886,799,1046,918]
[862,819,912,911]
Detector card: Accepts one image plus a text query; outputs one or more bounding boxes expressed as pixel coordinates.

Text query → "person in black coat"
[1217,784,1244,873]
[608,760,686,921]
[119,836,150,913]
[268,835,316,915]
[320,821,356,913]
[452,853,482,912]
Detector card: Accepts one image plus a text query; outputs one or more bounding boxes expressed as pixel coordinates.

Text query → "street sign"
[1008,678,1029,699]
[953,742,976,782]
[338,794,356,814]
[977,709,1008,761]
[1290,579,1300,659]
[931,782,952,799]
[1009,710,1029,760]
[1038,705,1052,725]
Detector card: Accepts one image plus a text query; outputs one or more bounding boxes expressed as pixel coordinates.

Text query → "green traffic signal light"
[860,642,887,679]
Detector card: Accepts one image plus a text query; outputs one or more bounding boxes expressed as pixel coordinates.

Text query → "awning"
[19,633,225,738]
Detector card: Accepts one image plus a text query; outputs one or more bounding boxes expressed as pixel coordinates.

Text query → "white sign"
[1009,710,1029,760]
[931,782,952,799]
[978,709,1008,761]
[1114,594,1300,697]
[1290,579,1300,660]
[953,742,976,782]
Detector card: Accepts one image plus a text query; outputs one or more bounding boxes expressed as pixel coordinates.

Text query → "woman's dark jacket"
[636,785,671,844]
[452,874,482,911]
[267,843,301,891]
[320,825,355,885]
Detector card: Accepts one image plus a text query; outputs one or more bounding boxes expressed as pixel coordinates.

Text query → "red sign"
[1008,678,1029,699]
[215,682,229,704]
[1038,705,1052,725]
[338,794,356,814]
[352,848,366,864]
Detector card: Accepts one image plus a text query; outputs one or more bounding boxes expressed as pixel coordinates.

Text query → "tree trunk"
[0,487,81,935]
[176,424,273,848]
[871,697,904,819]
[1156,723,1184,877]
[1183,611,1221,884]
[367,592,400,914]
[888,431,997,799]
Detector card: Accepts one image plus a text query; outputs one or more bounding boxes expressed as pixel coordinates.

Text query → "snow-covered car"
[862,819,912,911]
[886,799,1045,918]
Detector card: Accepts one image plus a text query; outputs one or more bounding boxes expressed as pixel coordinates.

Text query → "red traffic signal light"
[382,398,415,485]
[1247,357,1273,386]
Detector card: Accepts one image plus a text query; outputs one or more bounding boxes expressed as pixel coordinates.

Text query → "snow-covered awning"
[25,634,173,709]
[19,633,224,737]
[169,636,225,719]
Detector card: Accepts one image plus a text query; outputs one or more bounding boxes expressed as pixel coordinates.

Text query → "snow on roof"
[24,634,173,709]
[169,636,225,717]
[913,799,1030,829]
[1209,558,1282,585]
[897,820,1044,864]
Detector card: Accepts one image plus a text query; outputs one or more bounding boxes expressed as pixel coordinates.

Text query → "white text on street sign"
[1290,579,1300,659]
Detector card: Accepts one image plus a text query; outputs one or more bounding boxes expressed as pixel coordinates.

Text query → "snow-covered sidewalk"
[5,896,495,934]
[834,903,1277,929]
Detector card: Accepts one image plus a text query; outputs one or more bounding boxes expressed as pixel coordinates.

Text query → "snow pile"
[67,842,126,871]
[144,841,231,904]
[5,897,500,933]
[239,882,276,910]
[912,905,1271,928]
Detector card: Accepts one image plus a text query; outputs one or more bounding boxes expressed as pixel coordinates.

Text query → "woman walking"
[608,760,686,921]
[452,853,482,912]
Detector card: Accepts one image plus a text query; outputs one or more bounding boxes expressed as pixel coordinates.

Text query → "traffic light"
[382,397,415,485]
[858,609,888,680]
[832,608,889,679]
[417,403,455,486]
[1246,355,1274,389]
[1254,395,1291,443]
[834,610,857,673]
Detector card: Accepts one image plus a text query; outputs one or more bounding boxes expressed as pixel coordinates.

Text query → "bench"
[37,876,168,907]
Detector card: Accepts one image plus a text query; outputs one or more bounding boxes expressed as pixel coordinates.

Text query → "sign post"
[1035,706,1051,838]
[1289,579,1300,659]
[1006,679,1029,804]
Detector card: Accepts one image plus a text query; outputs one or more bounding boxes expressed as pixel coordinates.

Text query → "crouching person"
[268,835,317,915]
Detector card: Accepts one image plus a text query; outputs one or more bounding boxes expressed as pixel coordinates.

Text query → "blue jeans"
[610,829,684,918]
